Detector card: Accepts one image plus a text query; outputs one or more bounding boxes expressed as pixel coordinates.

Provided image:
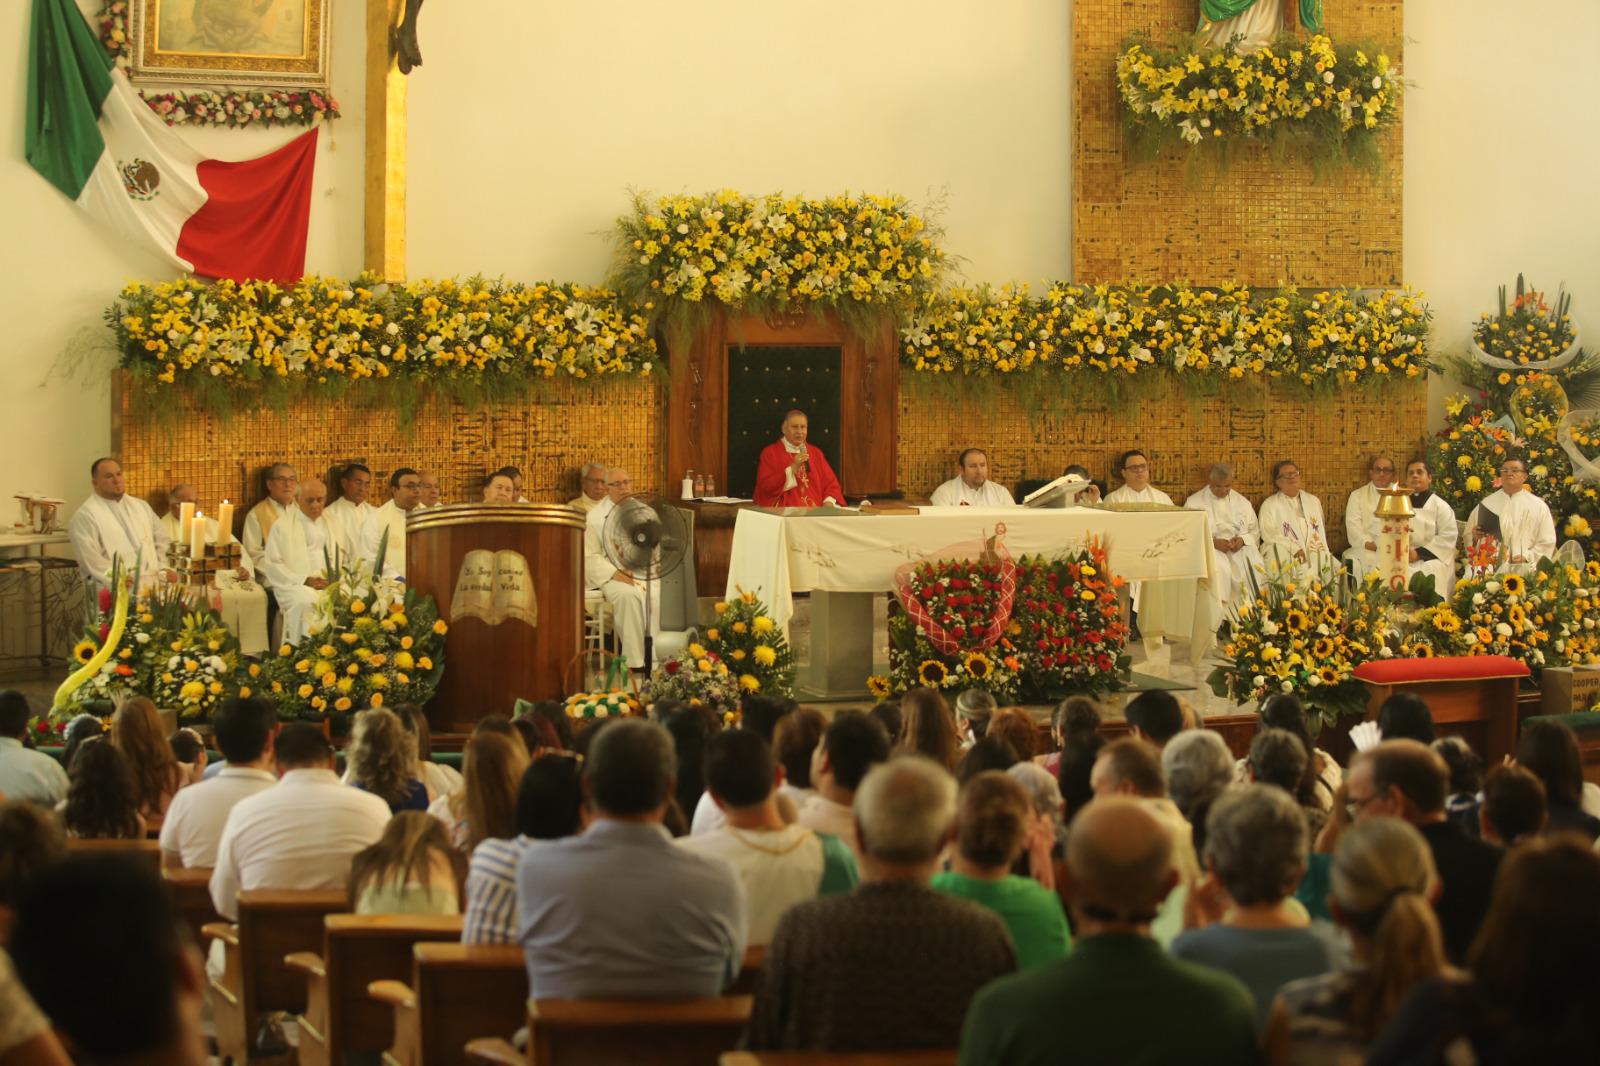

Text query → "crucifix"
[364,0,424,280]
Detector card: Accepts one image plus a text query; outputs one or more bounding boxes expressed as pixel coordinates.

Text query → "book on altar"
[450,549,538,626]
[1022,475,1095,509]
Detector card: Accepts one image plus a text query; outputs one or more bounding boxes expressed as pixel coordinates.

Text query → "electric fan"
[600,493,690,675]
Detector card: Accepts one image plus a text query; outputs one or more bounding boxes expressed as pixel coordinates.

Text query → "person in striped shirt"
[461,753,584,944]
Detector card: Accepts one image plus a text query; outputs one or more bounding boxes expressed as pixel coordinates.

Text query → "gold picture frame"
[127,0,331,90]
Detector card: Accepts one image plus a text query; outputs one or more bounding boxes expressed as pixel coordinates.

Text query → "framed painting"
[127,0,331,90]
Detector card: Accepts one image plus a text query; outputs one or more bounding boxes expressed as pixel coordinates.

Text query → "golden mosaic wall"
[1074,0,1403,285]
[898,378,1428,554]
[112,374,663,517]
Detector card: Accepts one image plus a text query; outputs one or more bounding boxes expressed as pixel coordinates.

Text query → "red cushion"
[1352,655,1530,684]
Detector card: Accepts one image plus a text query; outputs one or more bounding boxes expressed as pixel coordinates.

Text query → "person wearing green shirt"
[931,771,1069,970]
[959,796,1261,1066]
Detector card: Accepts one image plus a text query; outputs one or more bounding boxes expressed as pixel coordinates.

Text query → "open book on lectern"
[1022,475,1096,509]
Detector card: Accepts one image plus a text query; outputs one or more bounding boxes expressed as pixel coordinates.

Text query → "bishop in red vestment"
[754,410,844,507]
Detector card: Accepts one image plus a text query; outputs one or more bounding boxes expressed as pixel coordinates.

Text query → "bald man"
[959,797,1259,1065]
[583,468,660,670]
[754,410,844,508]
[259,479,333,643]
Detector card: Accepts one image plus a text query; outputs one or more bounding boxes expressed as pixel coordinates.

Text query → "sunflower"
[72,639,98,665]
[1507,604,1528,628]
[866,674,892,699]
[1502,574,1526,597]
[1431,610,1463,634]
[918,659,950,687]
[1317,666,1340,684]
[965,652,993,679]
[1311,637,1336,658]
[1285,609,1310,632]
[1410,642,1435,658]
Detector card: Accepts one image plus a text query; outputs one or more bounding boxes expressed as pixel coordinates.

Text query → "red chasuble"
[753,440,844,507]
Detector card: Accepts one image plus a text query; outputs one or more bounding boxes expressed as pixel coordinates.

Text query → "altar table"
[725,506,1219,696]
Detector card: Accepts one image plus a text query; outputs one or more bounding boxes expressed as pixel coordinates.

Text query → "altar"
[726,505,1220,697]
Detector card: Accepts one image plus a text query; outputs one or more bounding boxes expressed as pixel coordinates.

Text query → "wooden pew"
[286,914,464,1066]
[162,866,220,947]
[65,836,161,872]
[201,890,349,1065]
[727,946,766,995]
[369,943,526,1066]
[719,1054,958,1066]
[464,995,753,1066]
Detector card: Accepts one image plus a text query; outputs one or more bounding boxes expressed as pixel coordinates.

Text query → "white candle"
[215,500,233,546]
[190,511,206,559]
[178,501,195,543]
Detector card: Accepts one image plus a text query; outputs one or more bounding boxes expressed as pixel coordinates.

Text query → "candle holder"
[167,541,242,587]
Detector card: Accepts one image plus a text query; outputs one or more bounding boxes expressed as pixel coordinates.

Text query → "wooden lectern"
[406,504,584,732]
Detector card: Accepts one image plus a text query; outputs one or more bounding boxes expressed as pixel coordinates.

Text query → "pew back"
[529,995,753,1066]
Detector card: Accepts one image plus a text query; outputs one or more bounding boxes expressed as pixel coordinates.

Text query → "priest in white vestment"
[158,484,270,655]
[67,457,174,594]
[360,468,422,581]
[1105,450,1176,622]
[483,472,516,503]
[567,462,609,514]
[321,463,375,573]
[585,467,660,670]
[261,479,333,644]
[416,472,442,509]
[1184,463,1263,607]
[242,464,299,560]
[1259,460,1333,581]
[1466,457,1558,573]
[1363,459,1458,597]
[930,448,1015,507]
[1343,456,1397,574]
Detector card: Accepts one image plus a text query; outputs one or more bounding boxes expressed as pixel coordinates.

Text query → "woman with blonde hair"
[348,811,465,915]
[347,707,430,813]
[428,731,529,852]
[1266,817,1450,1065]
[894,686,962,773]
[110,697,188,823]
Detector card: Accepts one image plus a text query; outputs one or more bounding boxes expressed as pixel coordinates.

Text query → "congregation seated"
[428,728,529,851]
[680,729,857,946]
[661,701,717,830]
[348,810,464,915]
[397,702,464,798]
[931,770,1070,970]
[1089,737,1200,946]
[1476,764,1546,846]
[59,713,104,780]
[0,691,68,808]
[1513,718,1600,843]
[795,710,891,852]
[1123,688,1186,750]
[957,735,1020,783]
[959,796,1260,1065]
[159,696,278,870]
[745,756,1017,1052]
[896,686,964,774]
[1161,729,1234,854]
[984,707,1037,762]
[952,687,996,748]
[111,697,193,824]
[346,706,433,813]
[61,739,145,840]
[770,704,826,813]
[1249,728,1330,840]
[1234,692,1342,812]
[1377,691,1435,745]
[1433,735,1485,834]
[1037,694,1100,777]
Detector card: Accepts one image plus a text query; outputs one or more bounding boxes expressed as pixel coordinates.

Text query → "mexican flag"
[25,0,319,282]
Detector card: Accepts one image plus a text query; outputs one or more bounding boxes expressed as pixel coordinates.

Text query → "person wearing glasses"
[1465,456,1556,573]
[567,461,610,514]
[1342,456,1398,574]
[583,467,659,671]
[1259,459,1331,581]
[1104,449,1174,508]
[243,463,299,562]
[416,471,442,509]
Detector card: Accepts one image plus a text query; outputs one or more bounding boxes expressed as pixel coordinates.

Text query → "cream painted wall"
[1,0,1598,515]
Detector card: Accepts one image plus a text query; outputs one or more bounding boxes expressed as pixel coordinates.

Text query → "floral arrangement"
[610,190,945,334]
[1117,34,1400,168]
[563,689,641,720]
[109,275,658,412]
[703,591,795,696]
[149,612,244,721]
[1008,552,1130,699]
[1409,561,1600,671]
[96,2,339,129]
[261,574,447,726]
[1469,275,1579,369]
[899,283,1431,390]
[644,647,739,717]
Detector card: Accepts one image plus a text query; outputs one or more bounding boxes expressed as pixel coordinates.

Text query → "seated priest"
[931,448,1015,507]
[321,462,375,573]
[584,467,660,671]
[1105,450,1174,507]
[260,479,333,644]
[482,471,516,503]
[1183,463,1263,607]
[1061,463,1103,506]
[159,484,270,656]
[1259,459,1332,581]
[568,461,609,514]
[242,464,298,561]
[361,468,422,581]
[1466,456,1557,573]
[1343,456,1397,574]
[754,409,844,507]
[498,465,531,503]
[67,456,175,595]
[1361,458,1458,597]
[416,471,442,509]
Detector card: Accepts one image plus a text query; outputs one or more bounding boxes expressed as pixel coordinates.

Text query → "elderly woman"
[1172,785,1335,1028]
[1162,729,1235,857]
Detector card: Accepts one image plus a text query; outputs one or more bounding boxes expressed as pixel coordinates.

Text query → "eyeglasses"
[1372,465,1395,474]
[269,475,298,483]
[1344,790,1381,821]
[606,479,632,487]
[1277,470,1302,481]
[1123,463,1149,472]
[1500,466,1527,476]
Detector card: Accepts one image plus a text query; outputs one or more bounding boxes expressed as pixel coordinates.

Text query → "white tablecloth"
[725,505,1220,655]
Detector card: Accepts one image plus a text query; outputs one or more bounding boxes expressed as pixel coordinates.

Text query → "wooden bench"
[464,995,753,1066]
[719,1054,958,1066]
[65,836,161,871]
[161,866,220,947]
[369,943,527,1066]
[201,890,350,1065]
[286,914,464,1066]
[727,946,766,995]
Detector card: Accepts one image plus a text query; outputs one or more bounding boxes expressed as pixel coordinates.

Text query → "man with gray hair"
[1161,729,1235,832]
[515,718,746,998]
[567,461,609,514]
[583,467,659,669]
[1184,462,1262,607]
[959,796,1259,1064]
[745,756,1015,1052]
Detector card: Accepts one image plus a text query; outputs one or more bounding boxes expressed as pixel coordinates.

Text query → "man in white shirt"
[321,463,376,573]
[930,449,1015,508]
[679,730,857,945]
[568,462,609,514]
[416,471,442,509]
[209,722,390,923]
[1104,450,1175,508]
[242,464,299,561]
[67,457,175,594]
[360,468,422,581]
[1362,459,1459,597]
[1466,457,1558,573]
[259,480,333,644]
[0,691,69,806]
[499,466,532,504]
[1183,463,1263,607]
[584,468,660,670]
[796,712,891,855]
[160,697,278,870]
[1344,456,1397,572]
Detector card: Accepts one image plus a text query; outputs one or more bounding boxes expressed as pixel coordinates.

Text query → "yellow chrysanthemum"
[752,616,775,634]
[732,621,748,634]
[432,620,448,635]
[350,600,366,614]
[739,674,761,693]
[753,645,777,667]
[334,697,353,712]
[705,628,720,642]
